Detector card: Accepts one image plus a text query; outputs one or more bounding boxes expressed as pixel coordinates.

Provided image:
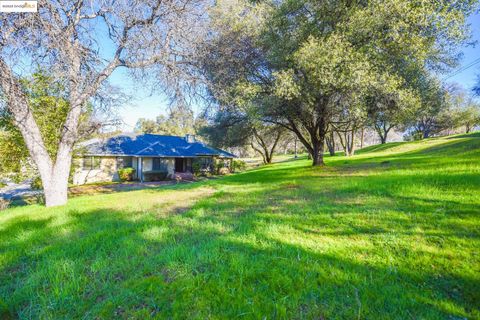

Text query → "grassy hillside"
[1,133,479,319]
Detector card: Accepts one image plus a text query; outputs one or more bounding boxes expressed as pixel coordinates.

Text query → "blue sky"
[109,12,480,131]
[444,13,480,89]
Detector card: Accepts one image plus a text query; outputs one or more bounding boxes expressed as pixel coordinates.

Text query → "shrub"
[0,182,6,189]
[215,162,225,174]
[31,176,43,190]
[192,162,202,176]
[192,161,212,177]
[0,298,13,319]
[118,167,136,181]
[0,198,10,211]
[218,167,230,175]
[232,159,247,172]
[143,171,168,182]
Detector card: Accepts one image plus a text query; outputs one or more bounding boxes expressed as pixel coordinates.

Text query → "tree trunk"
[346,131,352,156]
[43,150,73,206]
[294,137,298,158]
[43,176,69,207]
[312,144,324,166]
[312,132,325,166]
[1,58,78,207]
[348,129,356,156]
[377,129,386,144]
[265,153,272,164]
[375,123,392,144]
[360,127,364,149]
[325,131,335,156]
[336,130,347,155]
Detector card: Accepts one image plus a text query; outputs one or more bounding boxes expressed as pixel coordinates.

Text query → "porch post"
[139,157,143,182]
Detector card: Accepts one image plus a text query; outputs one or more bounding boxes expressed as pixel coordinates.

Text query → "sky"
[443,13,480,90]
[109,12,480,132]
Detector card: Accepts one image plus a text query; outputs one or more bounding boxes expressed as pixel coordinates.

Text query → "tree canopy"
[198,0,477,165]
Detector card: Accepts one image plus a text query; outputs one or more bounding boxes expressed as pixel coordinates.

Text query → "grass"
[0,133,479,319]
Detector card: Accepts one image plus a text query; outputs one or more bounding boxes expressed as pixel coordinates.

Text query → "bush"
[143,171,168,182]
[31,176,43,190]
[218,167,230,175]
[232,159,247,172]
[192,161,212,177]
[0,298,13,319]
[118,167,136,181]
[192,162,202,176]
[215,162,225,174]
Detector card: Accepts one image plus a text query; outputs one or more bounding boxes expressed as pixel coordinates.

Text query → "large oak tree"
[199,0,476,166]
[0,0,206,206]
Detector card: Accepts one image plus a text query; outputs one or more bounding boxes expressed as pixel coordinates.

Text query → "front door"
[175,158,184,172]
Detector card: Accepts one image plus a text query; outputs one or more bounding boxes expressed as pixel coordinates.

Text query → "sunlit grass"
[0,133,479,319]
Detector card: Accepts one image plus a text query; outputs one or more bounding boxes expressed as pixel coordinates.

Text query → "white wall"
[73,157,181,185]
[72,157,120,185]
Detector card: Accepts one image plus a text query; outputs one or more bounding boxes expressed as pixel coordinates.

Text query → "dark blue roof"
[80,134,236,158]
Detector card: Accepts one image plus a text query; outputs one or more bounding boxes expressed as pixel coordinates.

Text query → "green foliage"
[118,168,136,182]
[447,86,480,133]
[192,158,214,177]
[135,105,204,137]
[0,133,479,318]
[0,298,13,319]
[474,74,480,96]
[0,71,98,182]
[214,161,230,175]
[191,161,202,176]
[0,71,69,178]
[30,176,43,190]
[232,159,247,172]
[202,0,476,164]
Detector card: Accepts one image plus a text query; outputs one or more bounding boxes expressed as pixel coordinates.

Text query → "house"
[72,133,236,185]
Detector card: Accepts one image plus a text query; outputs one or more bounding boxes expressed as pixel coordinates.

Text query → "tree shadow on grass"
[446,132,480,139]
[1,175,479,319]
[1,135,479,319]
[355,142,406,154]
[329,134,480,169]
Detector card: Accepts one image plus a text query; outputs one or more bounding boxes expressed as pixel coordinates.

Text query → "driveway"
[1,179,198,202]
[0,181,41,200]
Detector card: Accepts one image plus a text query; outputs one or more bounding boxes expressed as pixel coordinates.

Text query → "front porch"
[74,155,231,186]
[132,157,194,182]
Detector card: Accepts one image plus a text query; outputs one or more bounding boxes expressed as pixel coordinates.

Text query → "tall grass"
[0,133,479,319]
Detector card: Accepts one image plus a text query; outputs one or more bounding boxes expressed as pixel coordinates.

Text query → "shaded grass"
[0,133,479,319]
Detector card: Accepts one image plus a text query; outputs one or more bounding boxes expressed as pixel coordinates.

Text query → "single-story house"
[72,133,236,185]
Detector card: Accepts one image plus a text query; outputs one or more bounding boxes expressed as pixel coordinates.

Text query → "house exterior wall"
[72,157,120,185]
[73,155,221,185]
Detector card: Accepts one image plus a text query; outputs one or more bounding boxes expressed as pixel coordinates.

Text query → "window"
[117,157,133,168]
[83,157,101,170]
[152,158,167,171]
[200,157,212,169]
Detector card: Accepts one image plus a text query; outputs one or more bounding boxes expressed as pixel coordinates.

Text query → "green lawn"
[1,133,479,319]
